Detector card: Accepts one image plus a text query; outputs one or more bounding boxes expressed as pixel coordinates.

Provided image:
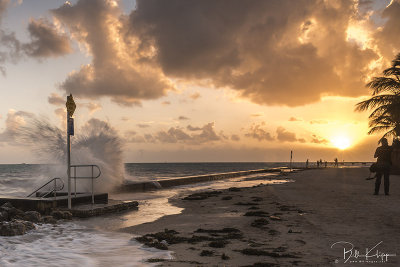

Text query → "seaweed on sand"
[183,191,222,200]
[239,248,300,258]
[244,211,269,217]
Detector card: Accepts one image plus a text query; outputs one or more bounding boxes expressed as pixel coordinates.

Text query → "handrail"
[69,164,101,205]
[27,177,64,198]
[70,164,101,179]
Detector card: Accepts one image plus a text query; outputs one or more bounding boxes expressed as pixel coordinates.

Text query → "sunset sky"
[0,0,399,163]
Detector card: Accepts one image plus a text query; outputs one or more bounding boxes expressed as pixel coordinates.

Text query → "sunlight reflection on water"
[78,172,292,231]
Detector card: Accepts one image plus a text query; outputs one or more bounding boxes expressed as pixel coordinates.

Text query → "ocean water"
[124,162,292,180]
[0,222,172,266]
[0,162,289,267]
[0,162,288,197]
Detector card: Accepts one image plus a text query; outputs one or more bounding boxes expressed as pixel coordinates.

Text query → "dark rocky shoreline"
[0,202,72,236]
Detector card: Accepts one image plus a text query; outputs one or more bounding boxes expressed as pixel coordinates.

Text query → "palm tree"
[355,53,400,140]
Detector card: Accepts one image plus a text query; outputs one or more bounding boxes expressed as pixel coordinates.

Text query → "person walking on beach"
[373,138,392,195]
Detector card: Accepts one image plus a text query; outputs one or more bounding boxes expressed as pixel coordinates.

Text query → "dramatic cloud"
[129,0,381,106]
[48,93,101,114]
[311,134,329,144]
[51,0,174,106]
[373,0,400,60]
[0,109,33,143]
[20,0,397,107]
[48,93,65,105]
[23,18,72,58]
[276,126,305,143]
[128,122,221,145]
[187,125,202,131]
[81,102,102,114]
[0,0,22,74]
[0,2,71,74]
[245,124,274,141]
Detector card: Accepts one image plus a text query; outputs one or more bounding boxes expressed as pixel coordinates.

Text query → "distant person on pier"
[373,138,392,195]
[306,159,309,169]
[317,160,320,168]
[334,158,338,167]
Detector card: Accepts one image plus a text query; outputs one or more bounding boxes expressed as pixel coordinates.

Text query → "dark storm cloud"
[23,18,72,58]
[51,0,173,106]
[129,0,379,106]
[374,0,400,60]
[21,0,397,106]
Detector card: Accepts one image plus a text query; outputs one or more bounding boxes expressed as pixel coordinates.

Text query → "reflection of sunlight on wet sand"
[79,173,291,231]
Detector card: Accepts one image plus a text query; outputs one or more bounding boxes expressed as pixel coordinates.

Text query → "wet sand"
[124,168,400,266]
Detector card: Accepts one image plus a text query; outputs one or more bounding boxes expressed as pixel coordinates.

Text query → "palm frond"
[366,77,400,95]
[383,66,400,78]
[368,125,392,135]
[355,53,400,139]
[391,53,400,67]
[355,94,397,112]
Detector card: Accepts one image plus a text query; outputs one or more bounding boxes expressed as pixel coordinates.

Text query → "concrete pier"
[117,168,283,193]
[0,193,108,213]
[63,200,138,218]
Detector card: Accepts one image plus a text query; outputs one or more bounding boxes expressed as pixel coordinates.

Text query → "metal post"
[91,165,94,205]
[67,112,71,209]
[74,167,76,197]
[54,179,57,201]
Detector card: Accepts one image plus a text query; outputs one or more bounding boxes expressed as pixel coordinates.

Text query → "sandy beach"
[124,168,400,266]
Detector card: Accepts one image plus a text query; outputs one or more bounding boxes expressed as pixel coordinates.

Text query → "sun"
[331,136,351,150]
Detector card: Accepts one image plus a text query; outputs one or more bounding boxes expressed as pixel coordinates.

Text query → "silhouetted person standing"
[334,158,338,167]
[374,138,392,195]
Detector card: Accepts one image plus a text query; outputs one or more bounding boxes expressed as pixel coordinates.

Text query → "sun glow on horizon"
[331,135,351,150]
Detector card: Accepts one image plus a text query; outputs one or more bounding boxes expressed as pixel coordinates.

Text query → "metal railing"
[70,164,101,204]
[27,177,64,199]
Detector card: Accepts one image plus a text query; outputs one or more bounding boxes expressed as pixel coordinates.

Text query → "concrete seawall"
[116,168,283,193]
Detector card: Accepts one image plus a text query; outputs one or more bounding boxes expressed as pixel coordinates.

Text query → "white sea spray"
[14,116,124,193]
